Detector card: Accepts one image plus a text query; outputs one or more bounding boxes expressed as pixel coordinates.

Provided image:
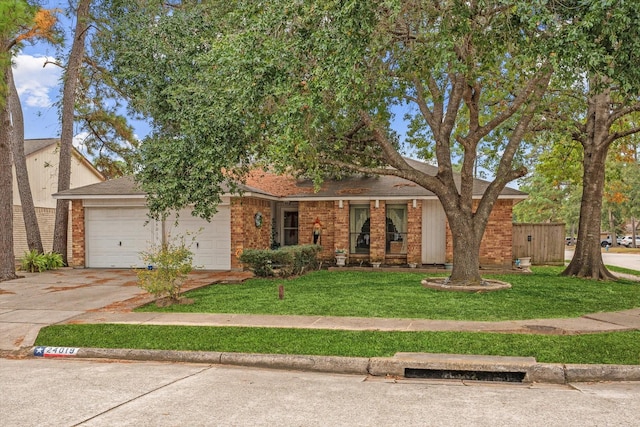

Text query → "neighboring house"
[54,158,526,270]
[12,138,105,260]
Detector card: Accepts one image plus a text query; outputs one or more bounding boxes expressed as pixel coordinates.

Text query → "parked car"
[620,236,640,248]
[565,237,576,246]
[600,235,623,247]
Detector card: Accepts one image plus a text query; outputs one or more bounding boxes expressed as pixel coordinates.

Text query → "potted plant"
[335,248,347,267]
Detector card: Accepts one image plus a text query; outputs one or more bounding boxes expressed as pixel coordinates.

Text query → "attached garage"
[56,176,272,271]
[85,206,157,268]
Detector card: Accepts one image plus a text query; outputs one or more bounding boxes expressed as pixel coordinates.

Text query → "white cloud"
[13,54,61,108]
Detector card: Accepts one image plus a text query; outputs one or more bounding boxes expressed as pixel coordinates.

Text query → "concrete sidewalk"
[69,308,640,335]
[1,268,639,383]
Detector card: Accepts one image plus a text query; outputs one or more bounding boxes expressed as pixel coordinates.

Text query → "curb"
[17,347,640,384]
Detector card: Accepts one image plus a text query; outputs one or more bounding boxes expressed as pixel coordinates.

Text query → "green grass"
[35,324,640,365]
[607,265,640,276]
[136,267,640,321]
[35,267,640,365]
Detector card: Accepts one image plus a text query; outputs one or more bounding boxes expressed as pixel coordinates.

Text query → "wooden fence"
[512,223,565,265]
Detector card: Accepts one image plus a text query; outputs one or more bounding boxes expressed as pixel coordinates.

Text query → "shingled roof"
[245,158,526,200]
[55,158,526,200]
[53,175,277,199]
[24,138,58,156]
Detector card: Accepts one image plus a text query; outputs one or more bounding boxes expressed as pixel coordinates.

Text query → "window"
[350,205,370,254]
[282,210,298,246]
[386,204,407,254]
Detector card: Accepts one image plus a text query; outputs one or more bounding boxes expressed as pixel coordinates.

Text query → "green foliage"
[20,250,64,273]
[0,0,37,106]
[43,252,64,270]
[96,0,557,218]
[137,239,193,302]
[20,250,47,273]
[238,245,321,278]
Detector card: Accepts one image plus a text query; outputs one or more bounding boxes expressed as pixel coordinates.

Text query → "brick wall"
[445,199,513,267]
[298,201,336,259]
[71,200,85,267]
[13,205,73,263]
[407,200,422,264]
[230,197,271,270]
[369,200,386,263]
[480,199,513,266]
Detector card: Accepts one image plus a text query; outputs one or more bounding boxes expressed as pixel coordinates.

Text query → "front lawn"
[136,267,640,321]
[35,267,640,365]
[34,325,640,365]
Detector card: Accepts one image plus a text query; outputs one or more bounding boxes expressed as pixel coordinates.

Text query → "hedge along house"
[54,158,526,270]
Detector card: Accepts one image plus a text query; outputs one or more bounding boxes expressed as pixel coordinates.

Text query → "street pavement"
[3,357,640,427]
[0,260,639,383]
[565,248,640,271]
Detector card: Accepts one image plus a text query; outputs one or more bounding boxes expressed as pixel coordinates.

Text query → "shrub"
[137,238,193,302]
[238,245,321,277]
[20,250,65,272]
[43,252,64,270]
[20,250,48,273]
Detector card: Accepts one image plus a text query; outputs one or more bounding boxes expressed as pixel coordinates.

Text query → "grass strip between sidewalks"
[35,324,640,366]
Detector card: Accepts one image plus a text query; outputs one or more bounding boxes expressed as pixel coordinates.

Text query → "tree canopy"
[94,0,640,282]
[95,0,564,284]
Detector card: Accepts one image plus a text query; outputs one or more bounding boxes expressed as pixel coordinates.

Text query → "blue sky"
[13,1,151,147]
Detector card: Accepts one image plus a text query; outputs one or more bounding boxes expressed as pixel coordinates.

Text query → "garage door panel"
[86,208,155,268]
[167,207,230,270]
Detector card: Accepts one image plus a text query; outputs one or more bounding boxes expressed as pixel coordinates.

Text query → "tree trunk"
[562,89,616,280]
[447,213,483,285]
[8,66,43,255]
[0,69,17,281]
[53,0,91,264]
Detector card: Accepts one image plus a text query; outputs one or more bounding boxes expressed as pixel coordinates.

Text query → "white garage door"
[85,207,156,268]
[166,207,231,270]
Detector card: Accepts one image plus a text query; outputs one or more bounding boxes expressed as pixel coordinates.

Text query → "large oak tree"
[99,0,560,285]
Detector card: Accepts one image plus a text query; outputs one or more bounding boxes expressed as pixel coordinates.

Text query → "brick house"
[54,158,525,270]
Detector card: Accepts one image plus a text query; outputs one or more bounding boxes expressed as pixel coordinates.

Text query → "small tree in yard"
[137,238,193,305]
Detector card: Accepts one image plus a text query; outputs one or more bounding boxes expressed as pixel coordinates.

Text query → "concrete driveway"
[0,268,251,351]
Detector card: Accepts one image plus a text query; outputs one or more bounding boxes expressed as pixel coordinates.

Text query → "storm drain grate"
[405,368,526,383]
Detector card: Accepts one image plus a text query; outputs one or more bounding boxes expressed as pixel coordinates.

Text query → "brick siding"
[230,197,272,270]
[71,200,85,267]
[298,201,336,259]
[445,199,513,267]
[13,205,73,263]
